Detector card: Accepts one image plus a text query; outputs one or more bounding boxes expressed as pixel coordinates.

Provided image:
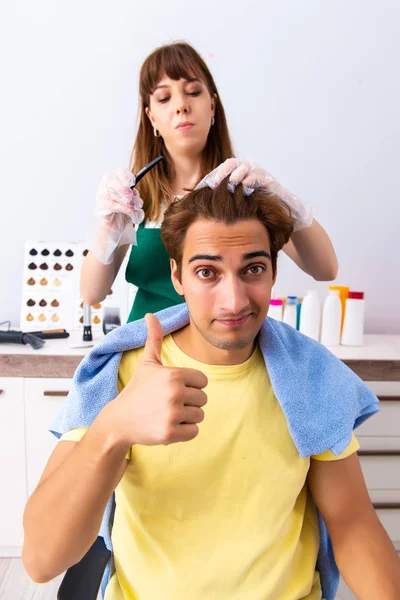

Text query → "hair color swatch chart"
[20,241,129,333]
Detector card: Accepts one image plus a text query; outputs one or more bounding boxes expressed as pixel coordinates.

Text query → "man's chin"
[204,331,257,352]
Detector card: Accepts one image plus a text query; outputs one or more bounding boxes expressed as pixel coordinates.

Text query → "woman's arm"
[80,244,130,305]
[282,219,338,281]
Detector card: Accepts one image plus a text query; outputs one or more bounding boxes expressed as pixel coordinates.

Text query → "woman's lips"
[176,122,194,131]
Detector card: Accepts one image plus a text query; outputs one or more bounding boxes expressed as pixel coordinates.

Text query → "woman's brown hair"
[130,42,234,222]
[161,178,294,279]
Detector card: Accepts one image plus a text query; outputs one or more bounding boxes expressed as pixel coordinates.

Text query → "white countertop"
[0,333,399,361]
[0,331,103,356]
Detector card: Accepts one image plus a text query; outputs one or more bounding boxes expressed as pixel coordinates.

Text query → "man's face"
[171,218,276,352]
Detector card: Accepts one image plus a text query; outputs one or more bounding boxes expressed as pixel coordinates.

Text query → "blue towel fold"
[51,303,379,600]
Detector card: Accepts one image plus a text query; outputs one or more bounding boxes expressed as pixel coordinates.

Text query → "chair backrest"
[57,536,111,600]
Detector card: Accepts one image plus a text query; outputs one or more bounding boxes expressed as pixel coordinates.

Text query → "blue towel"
[51,303,379,600]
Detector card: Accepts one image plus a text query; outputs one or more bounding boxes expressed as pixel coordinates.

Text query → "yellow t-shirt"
[62,334,359,600]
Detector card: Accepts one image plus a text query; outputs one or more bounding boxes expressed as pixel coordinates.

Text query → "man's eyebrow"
[188,254,222,263]
[154,78,201,92]
[243,251,271,261]
[188,251,271,264]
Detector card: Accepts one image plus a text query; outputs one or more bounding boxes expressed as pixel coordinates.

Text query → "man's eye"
[197,268,215,279]
[246,265,265,275]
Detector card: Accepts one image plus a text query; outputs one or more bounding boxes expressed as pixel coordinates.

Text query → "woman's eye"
[187,90,201,97]
[197,268,215,279]
[246,265,265,275]
[158,97,170,104]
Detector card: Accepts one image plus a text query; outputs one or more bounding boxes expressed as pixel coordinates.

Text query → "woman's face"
[145,74,216,156]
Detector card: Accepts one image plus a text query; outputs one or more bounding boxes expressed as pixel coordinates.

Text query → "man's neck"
[172,323,256,366]
[169,151,203,196]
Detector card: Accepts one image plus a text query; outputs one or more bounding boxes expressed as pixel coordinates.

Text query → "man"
[23,179,400,599]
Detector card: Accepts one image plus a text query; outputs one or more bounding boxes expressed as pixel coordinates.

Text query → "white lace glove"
[89,168,145,264]
[196,158,314,231]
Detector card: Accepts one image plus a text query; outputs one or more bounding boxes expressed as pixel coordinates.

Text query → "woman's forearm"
[284,219,339,281]
[80,245,129,305]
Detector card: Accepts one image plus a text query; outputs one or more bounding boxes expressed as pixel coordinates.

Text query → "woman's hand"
[198,158,313,231]
[89,169,145,264]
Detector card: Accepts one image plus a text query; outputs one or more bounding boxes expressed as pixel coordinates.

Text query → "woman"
[81,42,338,322]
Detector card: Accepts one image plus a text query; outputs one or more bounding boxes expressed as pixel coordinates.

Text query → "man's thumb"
[142,313,163,365]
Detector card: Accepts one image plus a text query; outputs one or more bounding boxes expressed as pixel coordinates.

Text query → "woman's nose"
[175,96,189,115]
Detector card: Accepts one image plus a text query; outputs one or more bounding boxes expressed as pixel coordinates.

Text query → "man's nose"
[218,277,249,315]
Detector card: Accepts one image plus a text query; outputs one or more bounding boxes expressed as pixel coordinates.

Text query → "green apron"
[125,224,185,322]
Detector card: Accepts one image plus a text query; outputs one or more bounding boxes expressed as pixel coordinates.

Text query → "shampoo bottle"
[320,290,342,346]
[283,296,298,328]
[268,298,283,321]
[341,292,365,346]
[299,290,321,341]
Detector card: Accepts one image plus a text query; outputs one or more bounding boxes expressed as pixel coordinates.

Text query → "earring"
[211,116,215,126]
[154,128,160,137]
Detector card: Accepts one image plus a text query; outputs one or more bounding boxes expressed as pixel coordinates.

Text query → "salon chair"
[57,536,110,600]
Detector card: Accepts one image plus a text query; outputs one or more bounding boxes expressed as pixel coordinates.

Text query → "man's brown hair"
[161,178,294,278]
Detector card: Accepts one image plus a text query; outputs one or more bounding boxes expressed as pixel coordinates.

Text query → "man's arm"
[23,314,208,584]
[308,452,400,599]
[22,407,130,583]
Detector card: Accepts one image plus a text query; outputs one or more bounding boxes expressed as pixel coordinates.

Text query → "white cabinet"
[24,378,72,497]
[360,456,400,503]
[0,378,26,554]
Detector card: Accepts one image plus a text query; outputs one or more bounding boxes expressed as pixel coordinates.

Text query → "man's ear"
[170,259,184,296]
[272,265,278,288]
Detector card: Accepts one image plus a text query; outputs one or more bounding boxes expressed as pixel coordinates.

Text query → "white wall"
[0,0,399,332]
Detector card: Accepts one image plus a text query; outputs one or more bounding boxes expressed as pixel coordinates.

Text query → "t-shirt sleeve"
[60,427,88,442]
[311,433,360,461]
[60,427,131,460]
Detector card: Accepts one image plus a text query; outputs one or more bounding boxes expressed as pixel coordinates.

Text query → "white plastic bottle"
[299,290,321,341]
[268,298,283,321]
[320,290,342,346]
[341,292,365,346]
[283,296,297,328]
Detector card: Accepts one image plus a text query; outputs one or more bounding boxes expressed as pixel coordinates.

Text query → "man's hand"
[109,313,208,447]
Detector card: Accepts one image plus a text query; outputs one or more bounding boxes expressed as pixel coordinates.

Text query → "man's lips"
[216,314,251,327]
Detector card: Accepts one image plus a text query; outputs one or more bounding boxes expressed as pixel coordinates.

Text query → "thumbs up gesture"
[110,314,208,447]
